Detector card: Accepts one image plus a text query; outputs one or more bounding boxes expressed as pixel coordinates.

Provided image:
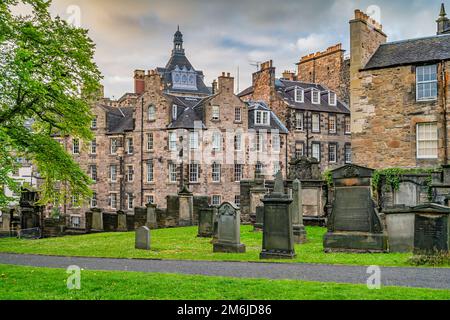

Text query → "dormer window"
[255,110,270,126]
[328,91,337,106]
[311,89,321,105]
[172,105,178,121]
[294,86,304,103]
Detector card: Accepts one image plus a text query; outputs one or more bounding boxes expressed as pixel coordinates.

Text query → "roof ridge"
[381,33,450,46]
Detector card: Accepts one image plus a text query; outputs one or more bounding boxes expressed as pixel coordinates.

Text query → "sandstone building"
[350,5,450,169]
[238,61,352,172]
[63,29,288,218]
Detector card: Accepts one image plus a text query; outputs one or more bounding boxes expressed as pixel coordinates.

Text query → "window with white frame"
[127,165,134,182]
[190,131,199,150]
[90,139,97,154]
[189,163,200,183]
[91,116,98,129]
[109,193,117,210]
[328,91,337,106]
[127,193,134,210]
[295,113,304,131]
[71,195,79,208]
[255,162,263,176]
[294,86,304,103]
[212,132,222,151]
[110,165,117,182]
[235,107,242,122]
[212,162,221,182]
[147,161,154,182]
[295,142,305,159]
[110,138,118,154]
[329,114,337,134]
[90,165,97,182]
[147,133,154,151]
[234,163,243,182]
[234,195,241,208]
[127,138,134,154]
[273,162,281,175]
[169,163,177,183]
[312,114,320,133]
[416,65,437,101]
[345,144,352,164]
[255,110,270,126]
[172,105,178,121]
[212,106,220,121]
[329,144,337,163]
[169,132,177,151]
[146,195,154,204]
[91,192,97,208]
[70,216,81,228]
[311,89,321,104]
[272,134,280,153]
[234,133,242,151]
[312,143,321,162]
[416,123,438,159]
[73,139,80,154]
[148,105,156,121]
[255,132,264,152]
[345,116,351,134]
[212,195,221,207]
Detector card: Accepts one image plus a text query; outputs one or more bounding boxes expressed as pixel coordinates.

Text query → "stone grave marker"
[178,186,194,227]
[91,208,103,231]
[260,171,296,259]
[414,203,450,254]
[324,164,387,253]
[290,179,307,244]
[213,202,246,253]
[198,207,217,238]
[254,206,264,231]
[117,210,128,232]
[146,203,158,229]
[135,226,151,250]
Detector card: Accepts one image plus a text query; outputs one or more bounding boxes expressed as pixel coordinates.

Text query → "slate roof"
[238,79,350,115]
[363,34,450,70]
[247,101,289,134]
[166,95,209,130]
[102,105,135,134]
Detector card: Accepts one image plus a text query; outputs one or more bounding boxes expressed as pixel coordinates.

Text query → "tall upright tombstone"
[260,171,296,259]
[198,206,217,238]
[324,164,387,253]
[290,179,307,244]
[91,208,103,232]
[213,202,246,253]
[135,226,151,250]
[178,186,194,227]
[117,210,128,232]
[146,203,158,229]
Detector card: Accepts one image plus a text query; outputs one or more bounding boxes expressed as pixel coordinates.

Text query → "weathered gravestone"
[135,226,151,250]
[213,202,246,253]
[324,164,387,253]
[383,206,416,253]
[260,171,296,259]
[414,203,450,254]
[289,179,307,244]
[254,206,264,232]
[146,203,158,229]
[178,186,194,227]
[198,207,217,238]
[91,208,103,231]
[117,211,128,232]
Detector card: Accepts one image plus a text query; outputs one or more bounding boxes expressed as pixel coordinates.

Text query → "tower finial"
[440,3,447,17]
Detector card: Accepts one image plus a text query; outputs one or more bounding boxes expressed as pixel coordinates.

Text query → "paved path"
[1,253,449,290]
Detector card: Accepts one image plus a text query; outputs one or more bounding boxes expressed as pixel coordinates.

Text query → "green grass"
[1,264,449,300]
[0,226,424,267]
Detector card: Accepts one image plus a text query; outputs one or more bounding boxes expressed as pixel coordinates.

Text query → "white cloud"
[295,34,333,56]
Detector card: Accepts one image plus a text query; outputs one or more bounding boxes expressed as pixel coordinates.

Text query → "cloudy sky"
[35,0,446,98]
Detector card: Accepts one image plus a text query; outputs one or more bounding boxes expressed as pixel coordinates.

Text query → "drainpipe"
[442,61,448,165]
[140,97,144,206]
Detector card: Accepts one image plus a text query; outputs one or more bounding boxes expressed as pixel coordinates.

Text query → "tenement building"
[239,61,352,172]
[63,29,287,217]
[350,5,450,169]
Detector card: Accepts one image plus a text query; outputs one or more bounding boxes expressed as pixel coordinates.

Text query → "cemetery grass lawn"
[0,226,440,268]
[1,264,450,300]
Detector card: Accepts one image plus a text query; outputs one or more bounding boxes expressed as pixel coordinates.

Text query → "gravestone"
[414,203,450,254]
[254,206,264,231]
[290,179,307,244]
[288,157,321,181]
[213,202,246,253]
[394,182,419,207]
[249,179,266,219]
[0,212,10,231]
[117,211,128,232]
[146,203,158,229]
[260,171,296,259]
[178,187,194,226]
[384,206,415,253]
[324,164,387,253]
[198,207,217,238]
[135,226,151,250]
[91,208,103,231]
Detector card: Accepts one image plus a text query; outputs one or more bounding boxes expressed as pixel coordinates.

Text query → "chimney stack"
[134,70,145,95]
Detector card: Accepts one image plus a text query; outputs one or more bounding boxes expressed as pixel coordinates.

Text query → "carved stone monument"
[290,179,307,244]
[288,157,322,181]
[324,164,387,253]
[213,202,246,253]
[414,203,450,254]
[135,226,151,250]
[260,171,296,259]
[178,186,194,227]
[198,207,217,238]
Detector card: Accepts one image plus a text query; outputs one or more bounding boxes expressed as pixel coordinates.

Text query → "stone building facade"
[350,7,450,169]
[239,60,352,172]
[64,29,288,217]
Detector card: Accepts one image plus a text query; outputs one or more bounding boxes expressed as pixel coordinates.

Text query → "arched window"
[148,105,156,121]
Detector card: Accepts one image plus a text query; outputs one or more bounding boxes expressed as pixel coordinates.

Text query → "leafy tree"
[0,0,102,208]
